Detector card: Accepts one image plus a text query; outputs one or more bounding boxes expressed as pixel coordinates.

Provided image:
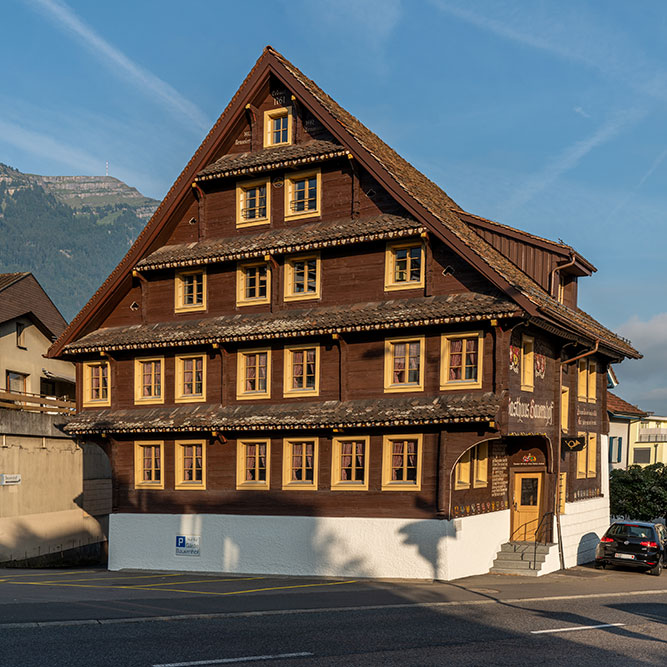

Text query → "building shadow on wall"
[577,531,602,564]
[398,520,455,580]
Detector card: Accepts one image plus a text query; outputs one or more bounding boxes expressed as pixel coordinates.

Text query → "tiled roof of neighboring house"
[61,292,520,354]
[64,392,502,434]
[607,392,647,417]
[196,140,348,180]
[268,48,638,360]
[137,214,424,270]
[0,272,67,338]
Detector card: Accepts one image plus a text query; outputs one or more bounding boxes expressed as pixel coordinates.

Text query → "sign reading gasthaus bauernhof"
[175,535,200,557]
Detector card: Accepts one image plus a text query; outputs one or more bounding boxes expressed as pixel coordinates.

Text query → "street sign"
[562,436,585,452]
[175,535,200,556]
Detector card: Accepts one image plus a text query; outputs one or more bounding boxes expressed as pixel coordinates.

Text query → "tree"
[610,463,667,521]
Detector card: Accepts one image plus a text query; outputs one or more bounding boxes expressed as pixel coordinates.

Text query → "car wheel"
[594,560,606,570]
[649,558,663,577]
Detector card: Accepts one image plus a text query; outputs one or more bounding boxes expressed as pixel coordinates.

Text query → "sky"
[2,0,667,412]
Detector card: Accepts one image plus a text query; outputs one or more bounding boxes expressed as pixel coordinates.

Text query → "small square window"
[283,345,320,397]
[264,107,292,147]
[384,337,424,393]
[331,436,369,490]
[236,439,271,490]
[440,332,483,390]
[134,357,164,405]
[175,354,206,403]
[384,241,424,291]
[236,261,271,306]
[284,254,321,301]
[381,435,422,491]
[285,169,321,220]
[83,361,111,407]
[282,438,318,490]
[236,179,270,227]
[175,440,206,490]
[6,370,27,394]
[134,441,164,489]
[236,349,271,400]
[175,270,206,313]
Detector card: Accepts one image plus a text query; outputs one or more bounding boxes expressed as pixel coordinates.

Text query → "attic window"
[264,107,292,147]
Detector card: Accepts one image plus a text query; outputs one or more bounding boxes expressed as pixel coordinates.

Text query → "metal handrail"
[533,511,555,568]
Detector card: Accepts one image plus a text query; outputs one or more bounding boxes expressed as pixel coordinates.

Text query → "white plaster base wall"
[0,509,107,562]
[109,510,511,581]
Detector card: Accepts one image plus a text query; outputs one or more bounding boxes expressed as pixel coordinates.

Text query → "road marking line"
[8,579,357,597]
[136,577,265,588]
[0,570,91,579]
[153,652,313,666]
[531,623,625,634]
[32,573,186,584]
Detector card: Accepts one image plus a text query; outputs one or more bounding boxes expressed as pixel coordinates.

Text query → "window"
[609,436,622,464]
[285,169,321,220]
[236,349,271,399]
[264,107,292,147]
[284,254,321,301]
[454,442,489,490]
[175,270,206,313]
[331,437,369,490]
[5,370,27,394]
[236,439,270,490]
[236,179,270,227]
[175,354,206,403]
[83,361,110,407]
[236,261,270,306]
[175,440,206,490]
[384,241,424,291]
[384,337,425,393]
[577,358,597,402]
[381,435,423,491]
[633,447,652,465]
[560,385,570,432]
[587,433,597,478]
[16,322,26,348]
[282,438,318,490]
[134,441,164,489]
[134,357,164,405]
[441,332,483,390]
[284,345,320,397]
[520,336,534,392]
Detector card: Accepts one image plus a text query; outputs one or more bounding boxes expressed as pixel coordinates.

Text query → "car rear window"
[607,524,655,539]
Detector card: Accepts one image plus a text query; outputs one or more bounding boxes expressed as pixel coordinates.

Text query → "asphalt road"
[0,565,665,666]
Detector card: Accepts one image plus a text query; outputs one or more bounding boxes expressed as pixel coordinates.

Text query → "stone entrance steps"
[490,541,556,576]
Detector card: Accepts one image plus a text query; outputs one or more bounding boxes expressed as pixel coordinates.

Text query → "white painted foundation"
[109,510,510,581]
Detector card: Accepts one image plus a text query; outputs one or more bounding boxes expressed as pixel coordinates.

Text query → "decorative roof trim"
[138,225,425,271]
[195,148,350,182]
[62,310,521,355]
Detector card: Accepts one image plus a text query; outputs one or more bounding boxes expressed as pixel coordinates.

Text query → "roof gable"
[48,46,638,361]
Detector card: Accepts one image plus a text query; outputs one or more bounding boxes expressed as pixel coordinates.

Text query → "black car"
[595,520,667,576]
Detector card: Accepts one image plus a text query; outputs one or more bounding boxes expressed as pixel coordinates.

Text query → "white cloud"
[573,106,590,119]
[24,0,210,132]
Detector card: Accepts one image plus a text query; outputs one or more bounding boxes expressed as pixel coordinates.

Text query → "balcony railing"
[0,389,76,415]
[637,427,667,442]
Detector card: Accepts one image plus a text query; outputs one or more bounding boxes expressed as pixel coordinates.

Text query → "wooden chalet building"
[48,47,639,580]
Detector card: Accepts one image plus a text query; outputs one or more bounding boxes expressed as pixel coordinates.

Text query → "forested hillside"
[0,164,158,322]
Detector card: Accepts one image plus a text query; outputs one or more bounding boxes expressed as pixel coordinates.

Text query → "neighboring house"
[0,272,110,565]
[48,47,639,580]
[632,415,667,467]
[607,392,647,470]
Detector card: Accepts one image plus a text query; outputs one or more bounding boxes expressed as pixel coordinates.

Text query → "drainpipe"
[549,252,576,299]
[556,339,600,570]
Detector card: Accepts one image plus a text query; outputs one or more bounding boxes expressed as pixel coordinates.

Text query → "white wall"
[109,510,511,581]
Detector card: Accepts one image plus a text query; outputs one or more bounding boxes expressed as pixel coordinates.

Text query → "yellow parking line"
[33,573,186,584]
[10,579,357,597]
[136,577,265,587]
[0,570,91,579]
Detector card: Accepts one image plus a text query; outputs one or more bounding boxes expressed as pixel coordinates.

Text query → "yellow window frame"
[174,269,207,313]
[263,106,292,147]
[134,356,165,405]
[235,177,271,228]
[82,360,111,407]
[384,336,425,393]
[284,253,321,302]
[134,440,164,489]
[284,168,321,221]
[440,332,483,391]
[283,344,320,398]
[520,335,534,392]
[381,434,423,491]
[236,260,271,306]
[236,348,271,400]
[174,353,207,404]
[282,438,319,490]
[175,439,207,490]
[384,240,425,291]
[331,436,370,491]
[236,438,271,490]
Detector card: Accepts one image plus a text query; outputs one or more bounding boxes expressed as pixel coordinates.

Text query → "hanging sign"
[562,436,585,452]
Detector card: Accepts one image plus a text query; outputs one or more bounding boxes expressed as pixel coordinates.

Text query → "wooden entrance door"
[511,472,543,541]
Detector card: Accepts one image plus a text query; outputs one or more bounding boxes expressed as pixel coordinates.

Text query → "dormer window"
[236,178,270,227]
[285,169,321,220]
[175,270,206,313]
[264,107,292,147]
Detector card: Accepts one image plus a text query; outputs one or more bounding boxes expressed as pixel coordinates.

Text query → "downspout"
[549,252,576,299]
[556,339,600,570]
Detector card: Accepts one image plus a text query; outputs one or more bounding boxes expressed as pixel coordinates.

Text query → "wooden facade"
[50,48,639,572]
